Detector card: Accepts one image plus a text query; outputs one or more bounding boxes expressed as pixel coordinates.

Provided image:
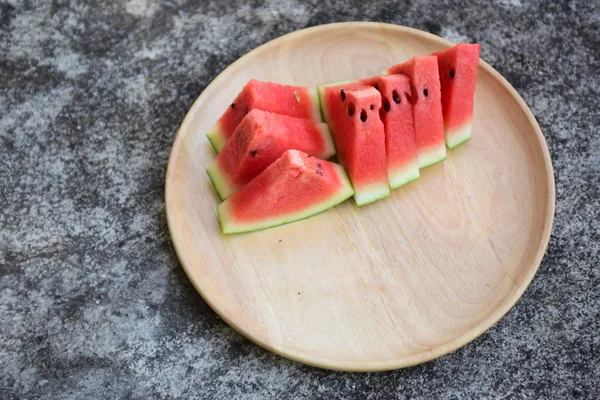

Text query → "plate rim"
[165,21,556,371]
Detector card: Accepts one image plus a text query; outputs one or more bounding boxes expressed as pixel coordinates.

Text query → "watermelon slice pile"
[205,43,481,234]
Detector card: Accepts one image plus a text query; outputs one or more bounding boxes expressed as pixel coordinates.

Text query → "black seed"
[249,149,258,156]
[373,83,379,91]
[279,239,282,242]
[316,170,323,176]
[370,104,375,110]
[231,103,236,109]
[383,97,391,112]
[360,109,367,122]
[423,88,429,97]
[297,292,300,295]
[450,69,455,79]
[348,105,355,116]
[316,163,321,167]
[392,90,401,104]
[340,89,346,102]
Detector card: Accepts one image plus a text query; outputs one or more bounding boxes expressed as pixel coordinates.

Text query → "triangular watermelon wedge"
[387,56,447,168]
[361,74,420,188]
[206,109,335,200]
[206,80,321,152]
[318,83,390,206]
[433,43,481,148]
[218,150,354,234]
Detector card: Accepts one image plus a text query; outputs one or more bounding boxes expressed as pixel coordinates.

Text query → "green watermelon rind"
[445,121,472,149]
[315,122,337,160]
[353,182,390,206]
[316,86,326,123]
[206,160,237,201]
[417,143,447,169]
[206,123,226,153]
[388,162,420,189]
[217,163,355,234]
[308,87,323,123]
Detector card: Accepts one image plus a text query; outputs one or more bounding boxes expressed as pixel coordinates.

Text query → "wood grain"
[165,22,555,371]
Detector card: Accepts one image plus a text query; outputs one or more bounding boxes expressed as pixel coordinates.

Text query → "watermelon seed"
[294,90,301,102]
[249,149,258,156]
[423,88,429,97]
[450,69,455,79]
[370,104,375,110]
[231,103,236,109]
[340,89,346,102]
[392,90,401,104]
[316,170,323,176]
[347,104,355,116]
[316,163,321,167]
[360,109,367,122]
[383,98,391,112]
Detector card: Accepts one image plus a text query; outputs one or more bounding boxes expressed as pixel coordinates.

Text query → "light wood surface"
[165,22,555,371]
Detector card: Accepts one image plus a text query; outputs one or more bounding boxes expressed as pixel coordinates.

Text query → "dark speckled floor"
[1,0,599,398]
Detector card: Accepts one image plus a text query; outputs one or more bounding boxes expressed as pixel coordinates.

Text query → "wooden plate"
[165,22,555,371]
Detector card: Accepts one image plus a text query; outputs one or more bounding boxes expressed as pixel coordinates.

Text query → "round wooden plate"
[165,22,555,371]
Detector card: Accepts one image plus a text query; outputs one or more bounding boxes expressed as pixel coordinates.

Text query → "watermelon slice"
[206,79,321,152]
[206,109,335,200]
[318,83,389,205]
[218,150,354,234]
[387,56,447,168]
[433,43,481,148]
[361,75,420,188]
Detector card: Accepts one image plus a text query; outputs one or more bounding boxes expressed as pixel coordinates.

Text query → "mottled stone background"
[1,0,599,398]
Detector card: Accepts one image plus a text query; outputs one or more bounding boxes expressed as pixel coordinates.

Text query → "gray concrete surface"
[1,0,599,398]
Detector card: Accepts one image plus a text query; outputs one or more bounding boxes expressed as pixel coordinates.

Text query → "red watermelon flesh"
[388,56,447,168]
[218,149,354,234]
[361,75,420,188]
[206,79,321,152]
[206,109,335,200]
[433,43,481,148]
[318,83,389,205]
